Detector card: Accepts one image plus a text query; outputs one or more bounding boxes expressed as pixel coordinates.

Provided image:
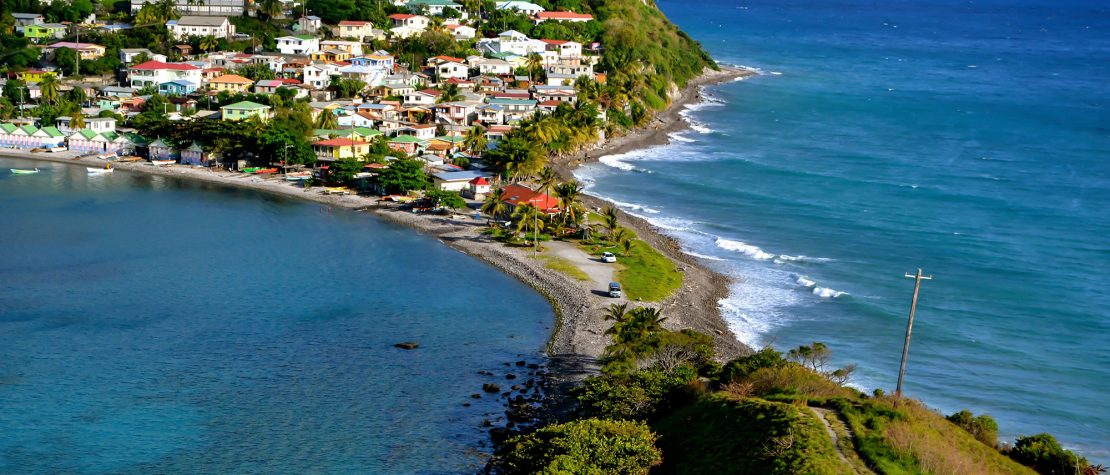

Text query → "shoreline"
[0,65,755,377]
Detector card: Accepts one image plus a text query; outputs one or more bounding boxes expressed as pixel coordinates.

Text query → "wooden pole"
[896,268,932,398]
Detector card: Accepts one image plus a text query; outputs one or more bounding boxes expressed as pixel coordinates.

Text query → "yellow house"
[312,138,370,162]
[18,70,57,83]
[208,74,255,93]
[311,49,352,62]
[46,42,107,60]
[220,101,273,122]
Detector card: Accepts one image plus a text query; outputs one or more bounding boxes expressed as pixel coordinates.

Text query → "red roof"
[417,89,443,97]
[313,138,367,147]
[389,13,416,19]
[500,184,559,212]
[535,11,593,20]
[538,100,562,107]
[338,20,372,26]
[432,55,465,63]
[539,39,569,45]
[131,60,199,71]
[469,177,490,185]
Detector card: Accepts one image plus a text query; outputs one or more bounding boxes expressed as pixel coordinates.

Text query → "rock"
[511,385,521,391]
[505,373,517,380]
[471,393,481,399]
[463,403,471,407]
[482,419,493,427]
[482,383,501,393]
[478,370,494,376]
[527,363,540,369]
[393,342,419,350]
[515,360,526,366]
[489,427,511,443]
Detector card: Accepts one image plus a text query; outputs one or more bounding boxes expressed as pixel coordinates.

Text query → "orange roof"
[535,11,593,20]
[426,142,451,151]
[212,74,254,84]
[432,55,465,63]
[314,138,367,147]
[389,13,416,19]
[500,184,559,212]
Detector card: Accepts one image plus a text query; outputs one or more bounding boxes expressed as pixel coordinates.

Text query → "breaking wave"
[715,238,776,260]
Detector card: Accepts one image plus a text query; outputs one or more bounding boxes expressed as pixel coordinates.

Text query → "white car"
[601,252,617,263]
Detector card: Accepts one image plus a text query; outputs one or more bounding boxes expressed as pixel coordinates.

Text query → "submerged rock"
[505,373,517,380]
[483,383,501,393]
[393,342,419,350]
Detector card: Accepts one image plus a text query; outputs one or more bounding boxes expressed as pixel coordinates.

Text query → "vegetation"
[536,253,590,281]
[580,212,682,301]
[498,418,662,474]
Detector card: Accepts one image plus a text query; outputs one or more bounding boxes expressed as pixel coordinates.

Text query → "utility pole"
[895,268,932,398]
[75,25,80,77]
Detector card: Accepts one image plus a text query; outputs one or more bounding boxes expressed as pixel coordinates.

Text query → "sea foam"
[715,238,776,260]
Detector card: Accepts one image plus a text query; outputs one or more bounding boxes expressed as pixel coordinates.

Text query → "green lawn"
[537,253,591,282]
[577,224,683,302]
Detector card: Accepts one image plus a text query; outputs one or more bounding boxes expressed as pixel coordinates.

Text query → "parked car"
[48,146,68,152]
[601,252,617,263]
[608,282,622,298]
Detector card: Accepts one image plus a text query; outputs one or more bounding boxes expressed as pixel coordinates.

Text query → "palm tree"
[199,35,219,53]
[511,203,544,242]
[314,110,338,129]
[257,0,283,20]
[603,303,630,323]
[622,238,636,256]
[438,83,463,103]
[70,113,86,130]
[524,52,543,84]
[554,180,583,227]
[536,166,557,198]
[464,125,487,155]
[602,206,619,239]
[39,75,60,105]
[481,187,508,219]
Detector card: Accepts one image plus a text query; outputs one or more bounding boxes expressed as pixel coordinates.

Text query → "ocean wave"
[796,276,817,288]
[684,251,725,261]
[715,238,775,260]
[812,287,848,298]
[777,254,834,263]
[679,109,716,134]
[608,198,661,214]
[668,132,696,143]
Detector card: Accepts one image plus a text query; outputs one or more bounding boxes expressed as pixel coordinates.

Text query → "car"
[608,282,622,298]
[601,252,617,263]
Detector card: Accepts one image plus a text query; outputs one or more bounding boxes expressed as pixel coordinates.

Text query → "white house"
[303,62,342,89]
[338,64,387,87]
[134,0,246,16]
[434,60,468,80]
[445,24,475,40]
[334,20,375,40]
[495,1,544,15]
[388,14,429,29]
[167,16,235,40]
[432,170,490,192]
[320,40,364,57]
[541,39,583,58]
[389,25,424,39]
[404,89,442,105]
[119,48,166,64]
[473,58,513,76]
[276,35,320,56]
[477,30,547,56]
[128,60,203,89]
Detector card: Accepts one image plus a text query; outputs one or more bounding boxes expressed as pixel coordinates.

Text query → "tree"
[314,110,339,129]
[69,112,86,130]
[481,187,509,219]
[463,125,487,154]
[66,85,87,106]
[535,165,557,200]
[425,189,466,210]
[554,180,584,227]
[3,79,28,106]
[329,158,364,184]
[38,75,61,105]
[54,47,78,76]
[576,366,699,421]
[946,410,999,447]
[437,83,463,103]
[602,206,619,239]
[497,418,662,475]
[511,203,544,241]
[524,52,543,84]
[330,77,367,98]
[256,0,283,20]
[199,35,219,53]
[375,158,428,194]
[236,63,276,81]
[1008,433,1090,475]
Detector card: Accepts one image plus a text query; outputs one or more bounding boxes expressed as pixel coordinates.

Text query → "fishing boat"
[252,168,279,175]
[87,167,113,174]
[284,171,312,181]
[151,159,176,166]
[241,167,261,174]
[10,168,40,175]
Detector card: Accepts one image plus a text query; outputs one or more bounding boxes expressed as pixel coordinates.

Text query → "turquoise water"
[0,158,554,473]
[577,0,1109,459]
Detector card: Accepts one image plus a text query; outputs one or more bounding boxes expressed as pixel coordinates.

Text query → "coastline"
[0,65,755,377]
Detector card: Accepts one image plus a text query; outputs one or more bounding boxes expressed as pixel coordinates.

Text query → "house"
[312,138,370,161]
[397,124,437,140]
[57,116,116,134]
[276,35,320,56]
[488,98,537,122]
[253,79,285,94]
[12,13,45,33]
[298,15,322,34]
[388,135,425,155]
[168,96,198,112]
[445,24,476,40]
[17,70,56,84]
[431,170,489,192]
[221,101,272,122]
[128,61,202,89]
[43,42,106,60]
[499,184,559,213]
[532,11,593,23]
[132,0,246,16]
[67,129,110,154]
[406,0,464,16]
[337,64,387,88]
[303,62,341,89]
[478,104,504,125]
[432,102,475,127]
[404,89,442,105]
[320,40,363,57]
[159,79,198,95]
[147,138,178,160]
[23,23,66,40]
[473,58,513,76]
[120,48,166,64]
[540,39,583,58]
[477,30,547,56]
[495,1,545,15]
[434,60,468,80]
[465,176,491,199]
[388,14,429,29]
[352,52,395,70]
[334,20,376,40]
[180,142,211,165]
[208,74,254,93]
[167,16,235,40]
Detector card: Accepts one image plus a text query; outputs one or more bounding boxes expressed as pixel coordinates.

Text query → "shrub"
[748,364,853,400]
[576,365,698,421]
[719,347,787,383]
[497,418,662,474]
[1008,433,1089,475]
[947,410,1000,447]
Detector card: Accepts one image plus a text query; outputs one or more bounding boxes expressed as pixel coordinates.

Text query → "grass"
[578,216,683,301]
[537,253,591,282]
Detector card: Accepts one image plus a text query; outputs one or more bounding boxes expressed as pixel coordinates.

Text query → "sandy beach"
[2,65,756,380]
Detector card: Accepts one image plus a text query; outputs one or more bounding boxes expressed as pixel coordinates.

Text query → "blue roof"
[432,170,489,182]
[164,80,196,86]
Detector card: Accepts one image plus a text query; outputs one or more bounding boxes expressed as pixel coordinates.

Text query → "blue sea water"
[0,159,554,473]
[577,0,1110,460]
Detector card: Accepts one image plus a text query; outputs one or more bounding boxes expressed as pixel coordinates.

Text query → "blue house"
[158,80,197,96]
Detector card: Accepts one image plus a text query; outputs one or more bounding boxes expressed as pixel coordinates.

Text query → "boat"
[151,159,176,166]
[241,167,261,174]
[285,171,312,181]
[10,168,40,175]
[323,187,351,195]
[87,167,113,174]
[252,168,279,175]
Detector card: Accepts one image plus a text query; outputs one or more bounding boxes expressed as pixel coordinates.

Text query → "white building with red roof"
[388,14,428,29]
[127,60,202,90]
[532,11,593,23]
[404,89,443,106]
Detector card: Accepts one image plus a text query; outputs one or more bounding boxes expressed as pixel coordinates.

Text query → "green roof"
[101,131,119,141]
[389,135,424,143]
[222,101,270,110]
[434,135,465,143]
[20,125,38,134]
[76,129,98,139]
[40,126,63,137]
[353,127,381,137]
[0,124,16,133]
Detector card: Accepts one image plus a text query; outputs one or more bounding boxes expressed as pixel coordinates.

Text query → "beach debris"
[393,341,419,350]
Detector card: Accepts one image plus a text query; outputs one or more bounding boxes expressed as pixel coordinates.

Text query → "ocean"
[0,158,554,473]
[576,0,1110,459]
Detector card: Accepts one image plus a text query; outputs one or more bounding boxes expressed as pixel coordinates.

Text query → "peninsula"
[0,0,1099,473]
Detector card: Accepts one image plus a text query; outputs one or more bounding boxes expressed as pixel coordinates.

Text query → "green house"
[23,23,66,40]
[220,101,272,122]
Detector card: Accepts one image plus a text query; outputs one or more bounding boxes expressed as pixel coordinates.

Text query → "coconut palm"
[39,75,60,105]
[198,35,219,53]
[603,303,630,323]
[314,110,338,129]
[536,166,557,198]
[524,52,543,84]
[481,187,508,219]
[464,125,487,155]
[602,206,619,239]
[511,203,544,241]
[438,83,463,103]
[70,113,86,130]
[622,238,636,256]
[554,180,584,227]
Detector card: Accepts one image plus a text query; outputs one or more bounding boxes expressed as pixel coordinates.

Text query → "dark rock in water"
[527,363,540,369]
[511,385,521,391]
[463,403,471,407]
[515,360,526,366]
[471,393,482,399]
[525,379,535,388]
[501,392,511,398]
[503,362,511,367]
[482,419,493,427]
[505,373,517,380]
[393,342,419,350]
[478,370,494,376]
[482,383,501,393]
[489,427,511,443]
[506,421,515,429]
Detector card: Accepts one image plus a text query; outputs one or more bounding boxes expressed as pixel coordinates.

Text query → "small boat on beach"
[151,159,176,166]
[241,167,261,174]
[87,167,113,174]
[285,171,312,181]
[252,168,279,175]
[10,168,40,175]
[323,187,351,195]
